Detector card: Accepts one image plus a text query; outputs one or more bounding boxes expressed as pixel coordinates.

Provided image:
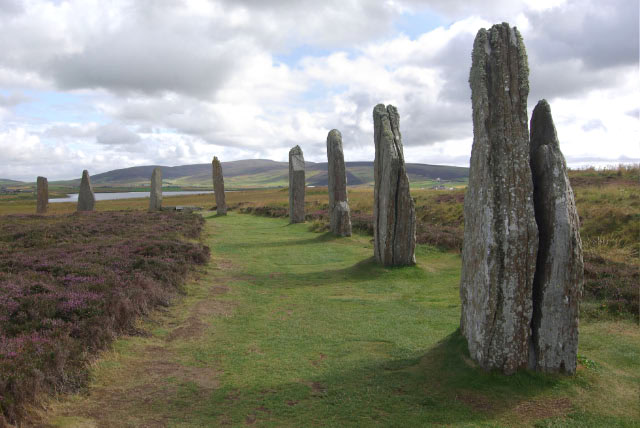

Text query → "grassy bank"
[0,211,209,424]
[38,213,640,427]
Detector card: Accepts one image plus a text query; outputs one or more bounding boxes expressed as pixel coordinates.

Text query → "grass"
[35,213,639,427]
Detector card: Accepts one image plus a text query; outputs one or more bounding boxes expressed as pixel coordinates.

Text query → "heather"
[0,211,209,423]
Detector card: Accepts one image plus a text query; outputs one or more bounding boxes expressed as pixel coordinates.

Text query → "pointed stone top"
[530,99,559,151]
[213,156,220,163]
[82,169,89,177]
[289,145,304,171]
[470,22,529,98]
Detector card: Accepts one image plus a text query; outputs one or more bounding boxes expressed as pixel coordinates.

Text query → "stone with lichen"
[288,146,305,223]
[36,176,48,214]
[212,157,227,215]
[77,170,96,212]
[327,129,352,236]
[373,104,416,266]
[529,99,583,374]
[149,167,162,212]
[460,23,538,375]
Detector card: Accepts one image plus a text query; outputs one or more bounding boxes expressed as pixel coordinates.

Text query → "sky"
[0,0,638,181]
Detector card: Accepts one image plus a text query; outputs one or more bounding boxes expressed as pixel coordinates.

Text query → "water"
[50,190,215,203]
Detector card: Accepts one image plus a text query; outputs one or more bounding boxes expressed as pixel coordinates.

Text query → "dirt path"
[37,220,240,427]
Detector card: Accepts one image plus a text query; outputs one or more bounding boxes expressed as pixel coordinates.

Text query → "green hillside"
[0,179,27,187]
[49,160,469,190]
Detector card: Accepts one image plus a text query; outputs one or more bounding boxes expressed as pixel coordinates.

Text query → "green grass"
[40,213,640,427]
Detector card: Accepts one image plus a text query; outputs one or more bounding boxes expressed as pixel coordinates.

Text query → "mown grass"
[39,213,639,427]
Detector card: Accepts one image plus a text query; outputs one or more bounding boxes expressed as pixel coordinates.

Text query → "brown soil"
[512,397,573,420]
[456,390,496,413]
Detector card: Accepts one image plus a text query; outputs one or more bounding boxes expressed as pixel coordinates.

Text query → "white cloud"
[0,0,637,180]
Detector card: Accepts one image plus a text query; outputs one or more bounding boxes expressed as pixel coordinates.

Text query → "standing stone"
[459,23,538,374]
[149,167,162,212]
[212,157,227,215]
[529,100,583,374]
[327,129,352,236]
[372,104,416,266]
[36,176,48,214]
[77,170,96,212]
[288,145,305,223]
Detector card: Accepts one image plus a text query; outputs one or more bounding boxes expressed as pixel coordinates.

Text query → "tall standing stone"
[149,167,162,212]
[372,104,416,266]
[288,145,305,223]
[212,157,227,215]
[36,176,48,214]
[77,170,96,212]
[327,129,352,236]
[529,100,583,374]
[460,23,538,374]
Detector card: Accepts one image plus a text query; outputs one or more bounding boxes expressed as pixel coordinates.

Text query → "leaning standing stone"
[36,176,48,214]
[212,157,227,215]
[149,167,162,212]
[459,23,538,374]
[289,145,305,223]
[372,104,416,266]
[529,99,583,374]
[77,170,96,212]
[327,129,352,236]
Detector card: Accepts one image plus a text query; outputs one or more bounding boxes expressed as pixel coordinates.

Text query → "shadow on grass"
[204,330,569,426]
[223,231,346,249]
[204,213,229,219]
[242,256,427,289]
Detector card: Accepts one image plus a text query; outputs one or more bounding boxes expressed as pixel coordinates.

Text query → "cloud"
[0,0,637,180]
[42,123,99,139]
[96,123,141,145]
[0,92,30,107]
[581,119,607,132]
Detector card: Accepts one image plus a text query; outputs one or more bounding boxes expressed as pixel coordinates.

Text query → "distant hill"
[0,179,27,186]
[49,159,469,189]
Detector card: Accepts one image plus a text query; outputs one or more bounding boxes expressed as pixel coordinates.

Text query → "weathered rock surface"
[529,99,583,374]
[460,23,538,374]
[289,145,306,223]
[327,129,352,236]
[373,104,416,266]
[212,156,227,215]
[149,167,162,212]
[36,176,48,214]
[77,170,96,212]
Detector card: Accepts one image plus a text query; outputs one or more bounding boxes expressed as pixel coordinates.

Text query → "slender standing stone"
[36,176,48,214]
[529,100,583,374]
[460,23,538,374]
[149,167,162,212]
[288,145,305,223]
[77,170,96,212]
[373,104,416,266]
[327,129,352,236]
[212,157,227,215]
